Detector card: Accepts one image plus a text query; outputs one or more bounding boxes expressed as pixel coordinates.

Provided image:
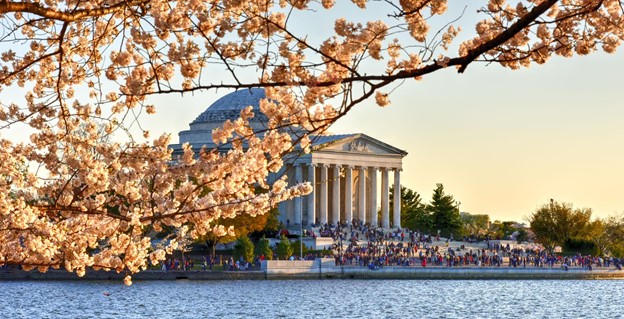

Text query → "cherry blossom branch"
[455,0,559,72]
[0,0,150,22]
[127,0,559,97]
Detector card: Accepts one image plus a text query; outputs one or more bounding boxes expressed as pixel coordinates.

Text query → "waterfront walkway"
[2,262,623,281]
[2,226,621,281]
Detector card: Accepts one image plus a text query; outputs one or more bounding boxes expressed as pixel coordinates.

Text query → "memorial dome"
[191,88,268,126]
[178,88,269,147]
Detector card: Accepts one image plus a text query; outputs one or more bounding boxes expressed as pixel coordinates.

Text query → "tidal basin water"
[2,279,623,318]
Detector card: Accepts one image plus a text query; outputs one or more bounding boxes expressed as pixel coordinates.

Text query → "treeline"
[397,184,624,257]
[231,236,323,263]
[528,200,624,256]
[196,183,624,260]
[392,183,463,239]
[393,183,526,242]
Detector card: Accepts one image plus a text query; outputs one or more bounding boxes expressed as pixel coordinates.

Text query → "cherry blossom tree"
[0,0,621,284]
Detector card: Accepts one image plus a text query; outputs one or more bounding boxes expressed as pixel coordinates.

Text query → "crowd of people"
[161,258,194,271]
[311,220,624,271]
[160,255,256,271]
[152,220,623,273]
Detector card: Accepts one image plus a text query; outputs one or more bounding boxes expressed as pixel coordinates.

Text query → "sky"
[145,49,624,223]
[5,1,621,223]
[328,49,624,222]
[138,2,624,222]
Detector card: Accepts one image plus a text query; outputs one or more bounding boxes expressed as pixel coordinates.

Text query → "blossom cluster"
[459,0,623,69]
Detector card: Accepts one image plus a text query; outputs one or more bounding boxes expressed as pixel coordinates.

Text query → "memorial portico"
[169,88,407,230]
[279,134,407,229]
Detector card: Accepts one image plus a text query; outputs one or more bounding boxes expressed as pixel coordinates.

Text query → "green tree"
[604,215,624,257]
[587,219,608,256]
[461,213,490,239]
[515,228,530,243]
[390,185,430,231]
[591,214,624,257]
[248,206,281,242]
[489,220,517,240]
[275,236,293,260]
[233,236,255,264]
[254,236,274,260]
[563,237,598,256]
[528,200,593,252]
[263,207,282,233]
[428,183,462,238]
[290,239,308,259]
[200,210,271,257]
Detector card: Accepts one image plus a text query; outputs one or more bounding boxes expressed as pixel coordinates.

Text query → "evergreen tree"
[233,236,255,263]
[428,183,462,238]
[390,185,430,232]
[290,239,308,259]
[254,236,273,260]
[275,236,293,260]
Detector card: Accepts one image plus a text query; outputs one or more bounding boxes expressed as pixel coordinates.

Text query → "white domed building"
[169,88,407,229]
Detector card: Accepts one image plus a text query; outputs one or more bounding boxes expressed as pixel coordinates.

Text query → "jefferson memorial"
[169,88,407,229]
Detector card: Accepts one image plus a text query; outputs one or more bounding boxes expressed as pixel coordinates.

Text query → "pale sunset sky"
[142,2,624,222]
[5,2,620,223]
[330,50,624,222]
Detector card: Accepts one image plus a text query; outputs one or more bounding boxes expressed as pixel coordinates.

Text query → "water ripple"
[1,279,623,318]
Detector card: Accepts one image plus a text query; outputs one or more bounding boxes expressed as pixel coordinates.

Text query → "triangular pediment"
[311,133,407,156]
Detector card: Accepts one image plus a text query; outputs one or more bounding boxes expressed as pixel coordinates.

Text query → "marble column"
[393,169,401,229]
[307,164,316,226]
[344,166,353,225]
[294,164,302,225]
[319,164,328,225]
[358,166,366,224]
[369,167,378,227]
[332,165,341,225]
[277,166,288,224]
[381,168,390,228]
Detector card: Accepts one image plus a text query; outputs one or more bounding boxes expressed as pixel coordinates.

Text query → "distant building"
[169,88,407,229]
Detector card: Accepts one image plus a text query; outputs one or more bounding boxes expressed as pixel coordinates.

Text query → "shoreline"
[2,263,623,281]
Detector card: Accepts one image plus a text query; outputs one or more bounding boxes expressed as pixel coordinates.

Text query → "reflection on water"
[1,279,623,318]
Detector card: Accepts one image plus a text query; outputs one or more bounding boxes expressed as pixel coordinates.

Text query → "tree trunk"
[206,239,217,257]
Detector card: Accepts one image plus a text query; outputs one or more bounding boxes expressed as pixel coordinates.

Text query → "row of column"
[292,164,401,229]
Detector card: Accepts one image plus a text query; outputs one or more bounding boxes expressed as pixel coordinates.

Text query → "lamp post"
[455,200,461,241]
[340,223,344,265]
[299,182,303,260]
[295,175,303,261]
[337,222,343,265]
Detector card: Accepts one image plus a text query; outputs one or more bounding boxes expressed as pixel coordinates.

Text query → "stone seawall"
[0,268,265,281]
[324,267,624,280]
[2,260,624,281]
[262,259,624,280]
[261,260,321,279]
